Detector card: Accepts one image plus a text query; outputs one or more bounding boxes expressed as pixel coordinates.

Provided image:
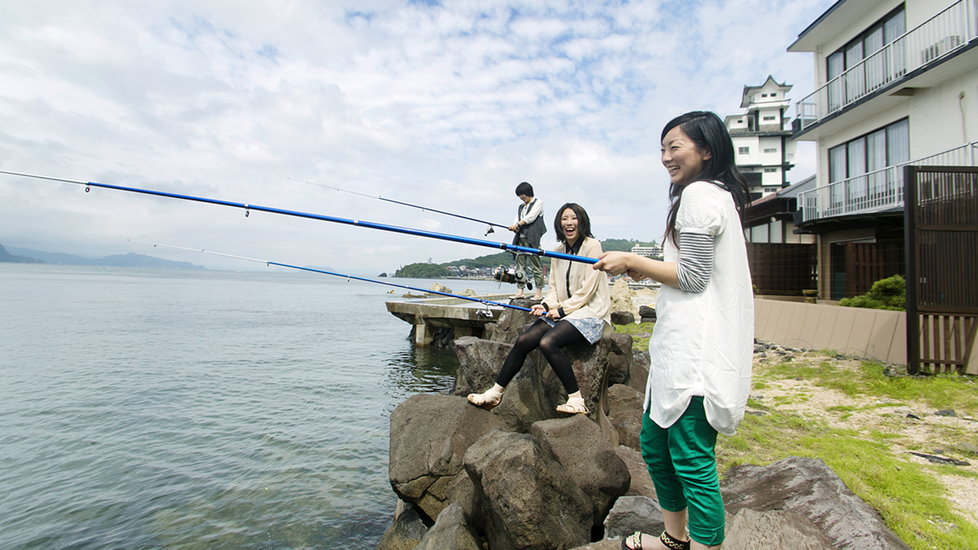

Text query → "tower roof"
[741,75,792,108]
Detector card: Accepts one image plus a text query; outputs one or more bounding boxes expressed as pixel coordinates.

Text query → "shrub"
[839,274,905,311]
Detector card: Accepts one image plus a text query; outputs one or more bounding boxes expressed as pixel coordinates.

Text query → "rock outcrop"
[465,429,594,549]
[389,394,505,520]
[722,508,835,550]
[375,501,433,550]
[721,456,911,550]
[380,319,913,550]
[453,306,630,441]
[610,311,634,325]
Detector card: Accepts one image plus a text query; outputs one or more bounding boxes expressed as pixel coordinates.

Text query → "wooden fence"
[842,241,905,298]
[748,243,817,296]
[905,166,978,374]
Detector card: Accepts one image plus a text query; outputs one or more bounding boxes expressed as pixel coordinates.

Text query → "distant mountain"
[0,244,44,264]
[2,245,205,269]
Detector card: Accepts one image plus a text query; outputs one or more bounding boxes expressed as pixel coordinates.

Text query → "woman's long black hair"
[662,111,750,243]
[553,202,594,245]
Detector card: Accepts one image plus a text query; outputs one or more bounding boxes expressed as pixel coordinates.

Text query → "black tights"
[495,318,586,394]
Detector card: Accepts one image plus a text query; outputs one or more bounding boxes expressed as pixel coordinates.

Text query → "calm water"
[0,265,507,549]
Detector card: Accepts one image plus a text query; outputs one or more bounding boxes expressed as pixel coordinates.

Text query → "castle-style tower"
[725,76,797,200]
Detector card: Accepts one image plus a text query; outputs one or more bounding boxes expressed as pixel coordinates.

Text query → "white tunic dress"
[644,181,754,436]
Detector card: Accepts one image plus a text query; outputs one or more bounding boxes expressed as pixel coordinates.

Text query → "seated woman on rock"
[467,202,612,415]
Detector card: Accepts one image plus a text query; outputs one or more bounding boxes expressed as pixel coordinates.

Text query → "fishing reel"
[476,305,495,320]
[492,266,531,290]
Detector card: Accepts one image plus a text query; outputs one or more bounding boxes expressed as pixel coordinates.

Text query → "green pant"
[641,396,725,546]
[515,236,544,290]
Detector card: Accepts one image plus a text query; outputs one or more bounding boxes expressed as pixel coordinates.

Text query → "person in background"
[509,181,546,300]
[469,203,612,415]
[594,111,753,550]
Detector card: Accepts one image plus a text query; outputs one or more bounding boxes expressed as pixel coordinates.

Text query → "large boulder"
[606,384,644,417]
[609,410,643,451]
[388,394,505,520]
[603,334,633,388]
[453,335,626,439]
[569,542,621,550]
[453,337,514,406]
[628,351,649,393]
[530,416,630,532]
[606,384,645,451]
[614,446,656,498]
[427,282,453,296]
[723,508,835,550]
[721,456,911,550]
[602,495,664,540]
[484,307,535,345]
[464,429,594,550]
[413,502,483,550]
[638,305,656,323]
[610,311,635,325]
[375,500,433,550]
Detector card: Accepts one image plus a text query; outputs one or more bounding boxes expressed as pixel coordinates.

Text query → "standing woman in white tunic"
[594,111,753,550]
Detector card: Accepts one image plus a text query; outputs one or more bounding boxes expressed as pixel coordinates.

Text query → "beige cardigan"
[543,237,613,337]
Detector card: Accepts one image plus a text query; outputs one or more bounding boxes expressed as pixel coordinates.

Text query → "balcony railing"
[795,0,977,132]
[798,141,978,222]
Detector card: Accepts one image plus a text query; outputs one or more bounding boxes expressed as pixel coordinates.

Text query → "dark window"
[827,118,909,209]
[827,6,906,109]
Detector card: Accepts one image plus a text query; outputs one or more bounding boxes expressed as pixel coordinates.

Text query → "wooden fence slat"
[909,167,978,373]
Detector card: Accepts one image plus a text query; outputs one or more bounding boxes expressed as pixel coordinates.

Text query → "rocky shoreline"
[376,305,911,549]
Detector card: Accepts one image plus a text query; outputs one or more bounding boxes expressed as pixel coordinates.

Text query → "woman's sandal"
[467,388,503,410]
[621,530,690,550]
[556,396,589,415]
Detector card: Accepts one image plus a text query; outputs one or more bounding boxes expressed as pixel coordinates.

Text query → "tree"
[395,262,451,278]
[600,238,658,252]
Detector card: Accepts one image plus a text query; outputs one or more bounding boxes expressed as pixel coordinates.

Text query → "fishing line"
[127,239,531,316]
[1,170,597,266]
[289,176,507,236]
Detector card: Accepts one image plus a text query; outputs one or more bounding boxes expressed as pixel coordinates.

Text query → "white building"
[788,0,978,300]
[725,76,799,200]
[630,244,663,258]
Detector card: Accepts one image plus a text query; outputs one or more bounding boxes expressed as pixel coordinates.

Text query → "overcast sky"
[0,0,834,274]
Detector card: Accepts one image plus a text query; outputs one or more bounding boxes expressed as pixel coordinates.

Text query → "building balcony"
[797,141,978,224]
[794,0,977,137]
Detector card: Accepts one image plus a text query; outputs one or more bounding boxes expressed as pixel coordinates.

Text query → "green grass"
[719,357,978,549]
[755,358,978,412]
[613,321,655,352]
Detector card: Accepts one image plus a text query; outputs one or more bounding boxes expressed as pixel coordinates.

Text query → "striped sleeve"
[676,231,715,293]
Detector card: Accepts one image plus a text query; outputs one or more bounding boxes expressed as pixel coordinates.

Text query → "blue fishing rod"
[1,170,598,265]
[289,177,509,236]
[127,240,532,316]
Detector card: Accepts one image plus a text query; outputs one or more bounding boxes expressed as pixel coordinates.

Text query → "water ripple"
[0,267,486,549]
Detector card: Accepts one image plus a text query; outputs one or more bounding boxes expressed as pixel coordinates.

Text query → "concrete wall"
[756,298,978,373]
[754,298,907,365]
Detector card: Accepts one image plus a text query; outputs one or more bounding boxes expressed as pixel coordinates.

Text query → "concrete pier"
[385,293,515,347]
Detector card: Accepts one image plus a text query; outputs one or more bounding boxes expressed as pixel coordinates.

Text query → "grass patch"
[613,321,654,352]
[718,406,978,549]
[758,359,978,412]
[721,355,978,549]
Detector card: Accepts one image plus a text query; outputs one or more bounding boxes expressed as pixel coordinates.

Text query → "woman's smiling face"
[661,125,711,187]
[560,208,579,243]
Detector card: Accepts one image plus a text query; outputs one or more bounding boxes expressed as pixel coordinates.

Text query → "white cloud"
[0,0,835,273]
